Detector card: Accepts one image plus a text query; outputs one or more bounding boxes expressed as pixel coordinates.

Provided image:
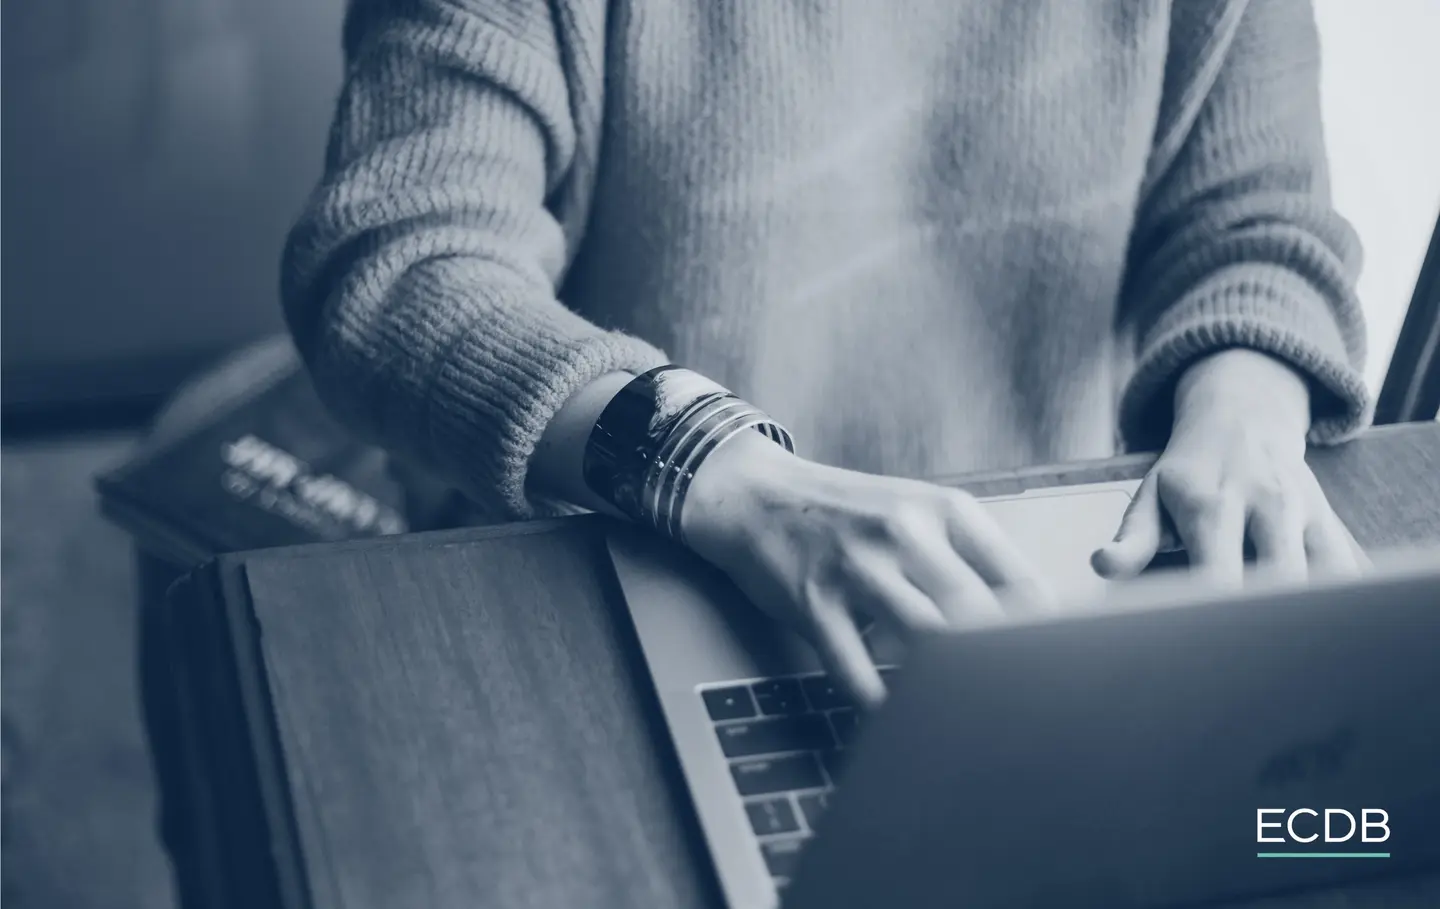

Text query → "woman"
[282,0,1371,705]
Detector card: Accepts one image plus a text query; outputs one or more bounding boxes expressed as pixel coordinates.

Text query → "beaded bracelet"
[582,366,794,541]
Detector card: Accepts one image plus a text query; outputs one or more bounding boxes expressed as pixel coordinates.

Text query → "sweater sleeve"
[280,0,667,522]
[1117,0,1371,453]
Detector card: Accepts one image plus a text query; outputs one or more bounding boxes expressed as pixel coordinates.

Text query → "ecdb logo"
[1257,808,1390,844]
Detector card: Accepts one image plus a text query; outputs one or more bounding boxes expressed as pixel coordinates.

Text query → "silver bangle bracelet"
[639,395,794,543]
[665,411,778,544]
[655,406,769,540]
[645,397,753,533]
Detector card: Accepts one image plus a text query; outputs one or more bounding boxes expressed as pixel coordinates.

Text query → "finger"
[943,494,1056,607]
[907,548,1009,625]
[1304,512,1364,579]
[1174,492,1247,588]
[853,567,950,638]
[842,549,949,636]
[1093,472,1163,579]
[808,600,886,710]
[893,527,1009,623]
[1248,500,1309,583]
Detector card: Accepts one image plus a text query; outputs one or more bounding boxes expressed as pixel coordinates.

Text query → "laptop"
[604,481,1435,908]
[781,547,1440,909]
[607,480,1139,902]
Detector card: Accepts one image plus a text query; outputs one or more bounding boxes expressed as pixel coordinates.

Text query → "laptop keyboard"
[699,668,897,891]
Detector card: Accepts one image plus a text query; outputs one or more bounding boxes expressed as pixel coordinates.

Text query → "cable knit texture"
[282,0,1370,523]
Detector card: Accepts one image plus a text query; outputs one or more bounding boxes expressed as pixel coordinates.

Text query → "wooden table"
[160,422,1440,909]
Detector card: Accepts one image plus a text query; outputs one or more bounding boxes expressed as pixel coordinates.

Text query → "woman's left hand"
[1093,348,1365,587]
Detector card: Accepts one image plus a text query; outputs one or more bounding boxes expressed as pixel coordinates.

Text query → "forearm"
[1119,0,1370,451]
[282,0,666,520]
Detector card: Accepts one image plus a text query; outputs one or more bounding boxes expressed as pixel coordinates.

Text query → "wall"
[2,0,349,410]
[1314,0,1440,393]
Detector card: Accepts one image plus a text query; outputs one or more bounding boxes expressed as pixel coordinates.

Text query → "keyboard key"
[762,838,807,878]
[751,679,807,716]
[797,792,829,830]
[828,709,859,745]
[745,797,800,836]
[819,749,847,785]
[800,675,851,711]
[715,715,833,758]
[702,686,757,721]
[730,754,825,796]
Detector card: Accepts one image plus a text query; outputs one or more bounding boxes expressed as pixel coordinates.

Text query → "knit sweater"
[281,0,1370,524]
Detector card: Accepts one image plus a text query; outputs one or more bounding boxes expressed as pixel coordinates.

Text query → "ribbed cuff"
[1120,264,1372,452]
[432,305,669,522]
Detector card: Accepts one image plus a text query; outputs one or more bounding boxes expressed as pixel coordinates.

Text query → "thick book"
[146,516,704,909]
[97,363,410,565]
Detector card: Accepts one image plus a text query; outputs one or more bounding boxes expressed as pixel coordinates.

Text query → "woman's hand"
[1094,348,1364,587]
[682,430,1052,708]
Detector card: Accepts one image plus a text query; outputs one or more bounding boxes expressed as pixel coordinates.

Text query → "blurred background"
[3,0,347,422]
[1,1,1437,907]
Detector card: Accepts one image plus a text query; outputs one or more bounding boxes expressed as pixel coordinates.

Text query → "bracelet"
[581,366,726,521]
[647,398,759,537]
[643,396,751,525]
[655,405,782,543]
[582,366,794,540]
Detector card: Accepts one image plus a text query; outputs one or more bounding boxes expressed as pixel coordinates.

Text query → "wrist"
[681,427,799,558]
[1174,348,1312,436]
[532,371,638,515]
[578,365,796,542]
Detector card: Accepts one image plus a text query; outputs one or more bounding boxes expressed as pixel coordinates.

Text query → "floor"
[2,433,175,909]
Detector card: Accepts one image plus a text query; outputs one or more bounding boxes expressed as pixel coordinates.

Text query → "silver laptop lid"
[785,548,1440,909]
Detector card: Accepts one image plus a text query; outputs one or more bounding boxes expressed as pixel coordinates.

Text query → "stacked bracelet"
[582,366,794,543]
[646,393,792,541]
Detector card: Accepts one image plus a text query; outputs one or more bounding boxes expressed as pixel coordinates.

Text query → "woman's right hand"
[680,430,1053,708]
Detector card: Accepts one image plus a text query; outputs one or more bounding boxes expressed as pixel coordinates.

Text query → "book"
[148,514,704,909]
[97,362,410,565]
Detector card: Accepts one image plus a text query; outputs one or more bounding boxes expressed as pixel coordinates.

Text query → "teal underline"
[1256,852,1390,859]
